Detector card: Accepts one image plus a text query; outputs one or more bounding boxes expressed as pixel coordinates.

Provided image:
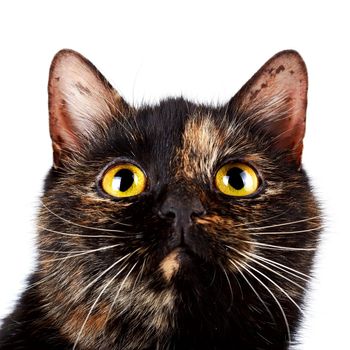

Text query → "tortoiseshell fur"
[0,52,321,350]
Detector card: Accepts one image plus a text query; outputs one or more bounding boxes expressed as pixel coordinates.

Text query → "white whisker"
[226,245,308,288]
[39,247,120,254]
[246,252,310,281]
[132,257,146,294]
[242,261,304,315]
[243,215,321,231]
[75,252,136,304]
[25,269,60,291]
[117,256,147,317]
[242,240,316,251]
[219,262,234,308]
[38,225,118,239]
[41,202,127,233]
[244,255,305,290]
[103,261,138,328]
[232,208,291,228]
[40,244,123,263]
[250,225,323,236]
[72,264,129,350]
[230,259,275,322]
[26,256,74,291]
[235,260,290,342]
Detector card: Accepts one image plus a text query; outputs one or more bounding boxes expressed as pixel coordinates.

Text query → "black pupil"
[226,167,245,190]
[114,169,134,192]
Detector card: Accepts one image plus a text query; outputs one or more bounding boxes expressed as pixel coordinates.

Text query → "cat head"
[37,49,320,348]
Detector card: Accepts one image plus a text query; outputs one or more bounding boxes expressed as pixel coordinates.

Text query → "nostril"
[158,209,176,220]
[191,200,206,218]
[166,210,176,219]
[159,195,205,221]
[191,209,206,219]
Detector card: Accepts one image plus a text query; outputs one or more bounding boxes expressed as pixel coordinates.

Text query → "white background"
[0,1,349,349]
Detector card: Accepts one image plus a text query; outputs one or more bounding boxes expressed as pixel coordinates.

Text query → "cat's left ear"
[48,49,130,168]
[229,50,308,168]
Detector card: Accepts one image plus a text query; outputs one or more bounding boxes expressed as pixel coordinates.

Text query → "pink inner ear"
[48,49,126,167]
[49,78,82,153]
[235,51,308,167]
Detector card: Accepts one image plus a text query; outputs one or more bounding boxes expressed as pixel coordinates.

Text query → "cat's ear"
[230,50,308,168]
[48,49,129,168]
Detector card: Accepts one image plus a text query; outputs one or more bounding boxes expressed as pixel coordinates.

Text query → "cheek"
[195,215,255,265]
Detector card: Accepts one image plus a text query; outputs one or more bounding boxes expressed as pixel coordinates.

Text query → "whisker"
[250,226,323,236]
[243,254,305,290]
[72,264,129,350]
[218,262,234,309]
[242,261,304,315]
[242,241,316,251]
[246,252,310,281]
[235,259,290,342]
[39,248,119,254]
[103,261,138,328]
[25,255,75,291]
[226,245,308,284]
[132,257,146,295]
[25,269,61,291]
[40,244,123,263]
[75,251,137,300]
[232,208,292,228]
[38,225,118,239]
[201,209,292,229]
[109,219,133,227]
[243,215,321,231]
[230,259,275,322]
[41,202,128,233]
[117,256,148,317]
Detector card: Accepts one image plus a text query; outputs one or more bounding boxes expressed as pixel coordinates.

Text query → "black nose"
[159,193,205,244]
[159,194,205,219]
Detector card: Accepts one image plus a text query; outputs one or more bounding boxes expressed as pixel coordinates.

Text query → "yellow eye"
[215,162,259,197]
[101,163,146,198]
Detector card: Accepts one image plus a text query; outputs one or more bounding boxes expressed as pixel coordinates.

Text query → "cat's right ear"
[48,49,129,168]
[228,50,308,169]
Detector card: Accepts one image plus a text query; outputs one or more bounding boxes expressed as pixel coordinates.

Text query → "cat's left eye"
[101,163,146,198]
[215,162,259,197]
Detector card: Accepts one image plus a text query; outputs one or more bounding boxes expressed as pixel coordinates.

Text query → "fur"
[0,50,321,350]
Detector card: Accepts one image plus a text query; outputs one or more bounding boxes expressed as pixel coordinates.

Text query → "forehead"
[178,113,248,181]
[111,98,258,181]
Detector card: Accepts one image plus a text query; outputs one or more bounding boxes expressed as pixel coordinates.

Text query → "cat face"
[37,50,321,349]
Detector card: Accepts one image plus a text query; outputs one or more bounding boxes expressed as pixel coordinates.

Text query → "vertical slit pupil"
[114,169,134,192]
[227,167,245,190]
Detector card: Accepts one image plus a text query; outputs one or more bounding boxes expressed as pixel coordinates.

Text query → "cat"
[0,49,321,350]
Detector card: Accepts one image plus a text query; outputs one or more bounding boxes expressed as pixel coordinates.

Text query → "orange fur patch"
[62,304,110,343]
[160,249,180,282]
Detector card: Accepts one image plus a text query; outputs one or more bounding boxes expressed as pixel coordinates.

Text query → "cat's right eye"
[101,163,146,198]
